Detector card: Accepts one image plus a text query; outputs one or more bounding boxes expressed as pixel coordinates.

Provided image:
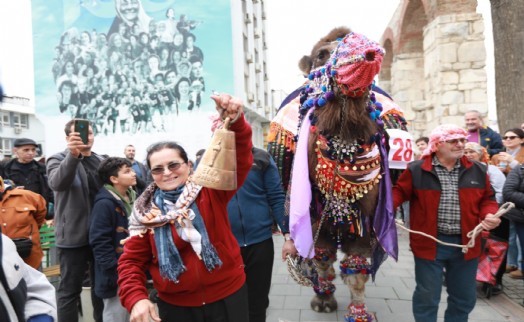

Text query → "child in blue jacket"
[89,157,137,322]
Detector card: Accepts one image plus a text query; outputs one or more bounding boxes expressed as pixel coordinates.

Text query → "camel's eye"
[317,50,328,60]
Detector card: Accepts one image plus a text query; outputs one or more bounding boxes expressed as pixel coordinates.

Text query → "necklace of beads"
[315,133,382,204]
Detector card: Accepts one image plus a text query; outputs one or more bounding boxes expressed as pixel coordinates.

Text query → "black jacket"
[130,160,152,196]
[502,165,524,223]
[0,159,54,204]
[478,126,504,157]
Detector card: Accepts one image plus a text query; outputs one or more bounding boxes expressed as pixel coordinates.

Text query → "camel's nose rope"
[395,202,515,253]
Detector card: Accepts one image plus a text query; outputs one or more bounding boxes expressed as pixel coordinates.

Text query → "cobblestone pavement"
[75,230,524,321]
[268,231,524,322]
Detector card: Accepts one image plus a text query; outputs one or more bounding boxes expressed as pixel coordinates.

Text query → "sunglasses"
[444,138,467,145]
[150,161,185,175]
[503,135,518,140]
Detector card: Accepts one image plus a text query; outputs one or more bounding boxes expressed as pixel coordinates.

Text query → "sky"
[265,0,402,94]
[0,0,495,119]
[264,0,496,123]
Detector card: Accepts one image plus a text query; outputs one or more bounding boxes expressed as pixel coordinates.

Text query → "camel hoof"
[310,294,338,313]
[345,303,374,322]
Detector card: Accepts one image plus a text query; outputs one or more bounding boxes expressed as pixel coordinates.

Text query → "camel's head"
[301,31,384,105]
[299,31,385,140]
[298,27,351,75]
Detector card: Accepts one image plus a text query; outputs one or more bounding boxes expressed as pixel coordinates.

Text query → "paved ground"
[267,230,524,322]
[75,229,524,321]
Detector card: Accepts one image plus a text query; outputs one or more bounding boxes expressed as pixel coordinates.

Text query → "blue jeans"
[508,222,522,269]
[514,222,524,272]
[413,235,478,322]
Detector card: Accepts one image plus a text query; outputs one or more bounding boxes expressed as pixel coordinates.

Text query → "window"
[12,113,29,129]
[0,138,12,156]
[0,112,9,127]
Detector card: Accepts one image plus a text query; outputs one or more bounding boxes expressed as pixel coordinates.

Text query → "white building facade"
[232,0,274,148]
[0,95,45,158]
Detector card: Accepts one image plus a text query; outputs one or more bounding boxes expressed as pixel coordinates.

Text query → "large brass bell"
[192,117,237,190]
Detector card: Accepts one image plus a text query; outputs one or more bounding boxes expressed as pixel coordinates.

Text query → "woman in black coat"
[502,165,524,303]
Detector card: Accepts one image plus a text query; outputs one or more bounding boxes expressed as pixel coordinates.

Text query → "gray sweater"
[46,150,105,248]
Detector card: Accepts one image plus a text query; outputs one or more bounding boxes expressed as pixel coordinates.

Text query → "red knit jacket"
[393,155,498,260]
[118,116,253,310]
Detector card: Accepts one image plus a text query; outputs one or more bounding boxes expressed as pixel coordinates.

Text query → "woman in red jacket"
[117,93,253,322]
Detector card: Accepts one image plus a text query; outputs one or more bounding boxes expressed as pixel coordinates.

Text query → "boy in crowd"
[415,136,429,159]
[89,157,137,322]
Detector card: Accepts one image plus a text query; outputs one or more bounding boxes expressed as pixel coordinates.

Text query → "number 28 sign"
[386,129,415,169]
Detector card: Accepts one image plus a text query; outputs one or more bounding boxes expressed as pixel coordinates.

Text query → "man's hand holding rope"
[480,213,501,231]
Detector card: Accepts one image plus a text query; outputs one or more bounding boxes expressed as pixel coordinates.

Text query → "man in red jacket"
[393,124,500,322]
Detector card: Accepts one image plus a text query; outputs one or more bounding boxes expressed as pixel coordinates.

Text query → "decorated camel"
[268,28,409,321]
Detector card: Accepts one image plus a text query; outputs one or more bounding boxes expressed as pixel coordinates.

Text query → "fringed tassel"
[159,240,187,283]
[159,262,186,283]
[200,244,223,271]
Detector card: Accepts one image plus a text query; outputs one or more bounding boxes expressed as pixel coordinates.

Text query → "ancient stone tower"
[380,0,487,138]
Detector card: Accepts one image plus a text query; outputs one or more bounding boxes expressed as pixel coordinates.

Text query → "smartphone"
[74,119,90,144]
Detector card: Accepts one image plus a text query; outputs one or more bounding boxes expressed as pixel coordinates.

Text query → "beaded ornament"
[345,303,374,322]
[340,255,373,275]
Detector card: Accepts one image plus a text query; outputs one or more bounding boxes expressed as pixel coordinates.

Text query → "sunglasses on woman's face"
[503,135,518,140]
[150,161,185,175]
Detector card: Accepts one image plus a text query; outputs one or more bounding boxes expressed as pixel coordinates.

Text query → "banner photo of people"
[31,0,234,159]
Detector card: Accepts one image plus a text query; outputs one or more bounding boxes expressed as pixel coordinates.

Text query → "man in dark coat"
[465,110,503,156]
[124,144,151,195]
[0,138,54,218]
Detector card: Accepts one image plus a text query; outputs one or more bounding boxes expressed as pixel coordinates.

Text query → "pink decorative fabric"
[422,124,468,156]
[333,32,384,96]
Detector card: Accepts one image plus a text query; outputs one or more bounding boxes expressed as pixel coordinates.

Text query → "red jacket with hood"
[393,154,498,260]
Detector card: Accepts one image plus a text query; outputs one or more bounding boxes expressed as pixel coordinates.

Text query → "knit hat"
[422,124,468,156]
[304,31,384,99]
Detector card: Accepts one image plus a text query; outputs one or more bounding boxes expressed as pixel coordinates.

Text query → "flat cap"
[14,138,38,147]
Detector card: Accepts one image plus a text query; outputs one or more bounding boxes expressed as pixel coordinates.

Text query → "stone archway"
[381,0,487,138]
[378,36,393,94]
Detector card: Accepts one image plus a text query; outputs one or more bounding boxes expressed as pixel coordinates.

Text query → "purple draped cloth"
[373,135,399,262]
[289,110,314,258]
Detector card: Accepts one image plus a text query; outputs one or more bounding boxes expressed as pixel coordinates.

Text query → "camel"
[268,28,404,321]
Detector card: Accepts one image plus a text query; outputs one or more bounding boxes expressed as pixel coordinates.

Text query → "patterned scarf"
[128,181,222,282]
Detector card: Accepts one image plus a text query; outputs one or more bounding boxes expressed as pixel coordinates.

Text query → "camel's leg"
[310,246,338,313]
[340,254,374,322]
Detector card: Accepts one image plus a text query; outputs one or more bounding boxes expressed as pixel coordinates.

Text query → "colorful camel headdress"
[303,32,384,102]
[299,32,386,129]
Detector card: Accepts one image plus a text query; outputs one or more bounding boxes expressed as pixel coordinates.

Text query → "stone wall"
[380,0,488,139]
[422,12,487,136]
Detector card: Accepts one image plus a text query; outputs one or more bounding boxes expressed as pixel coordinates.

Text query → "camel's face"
[298,26,351,75]
[302,41,338,74]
